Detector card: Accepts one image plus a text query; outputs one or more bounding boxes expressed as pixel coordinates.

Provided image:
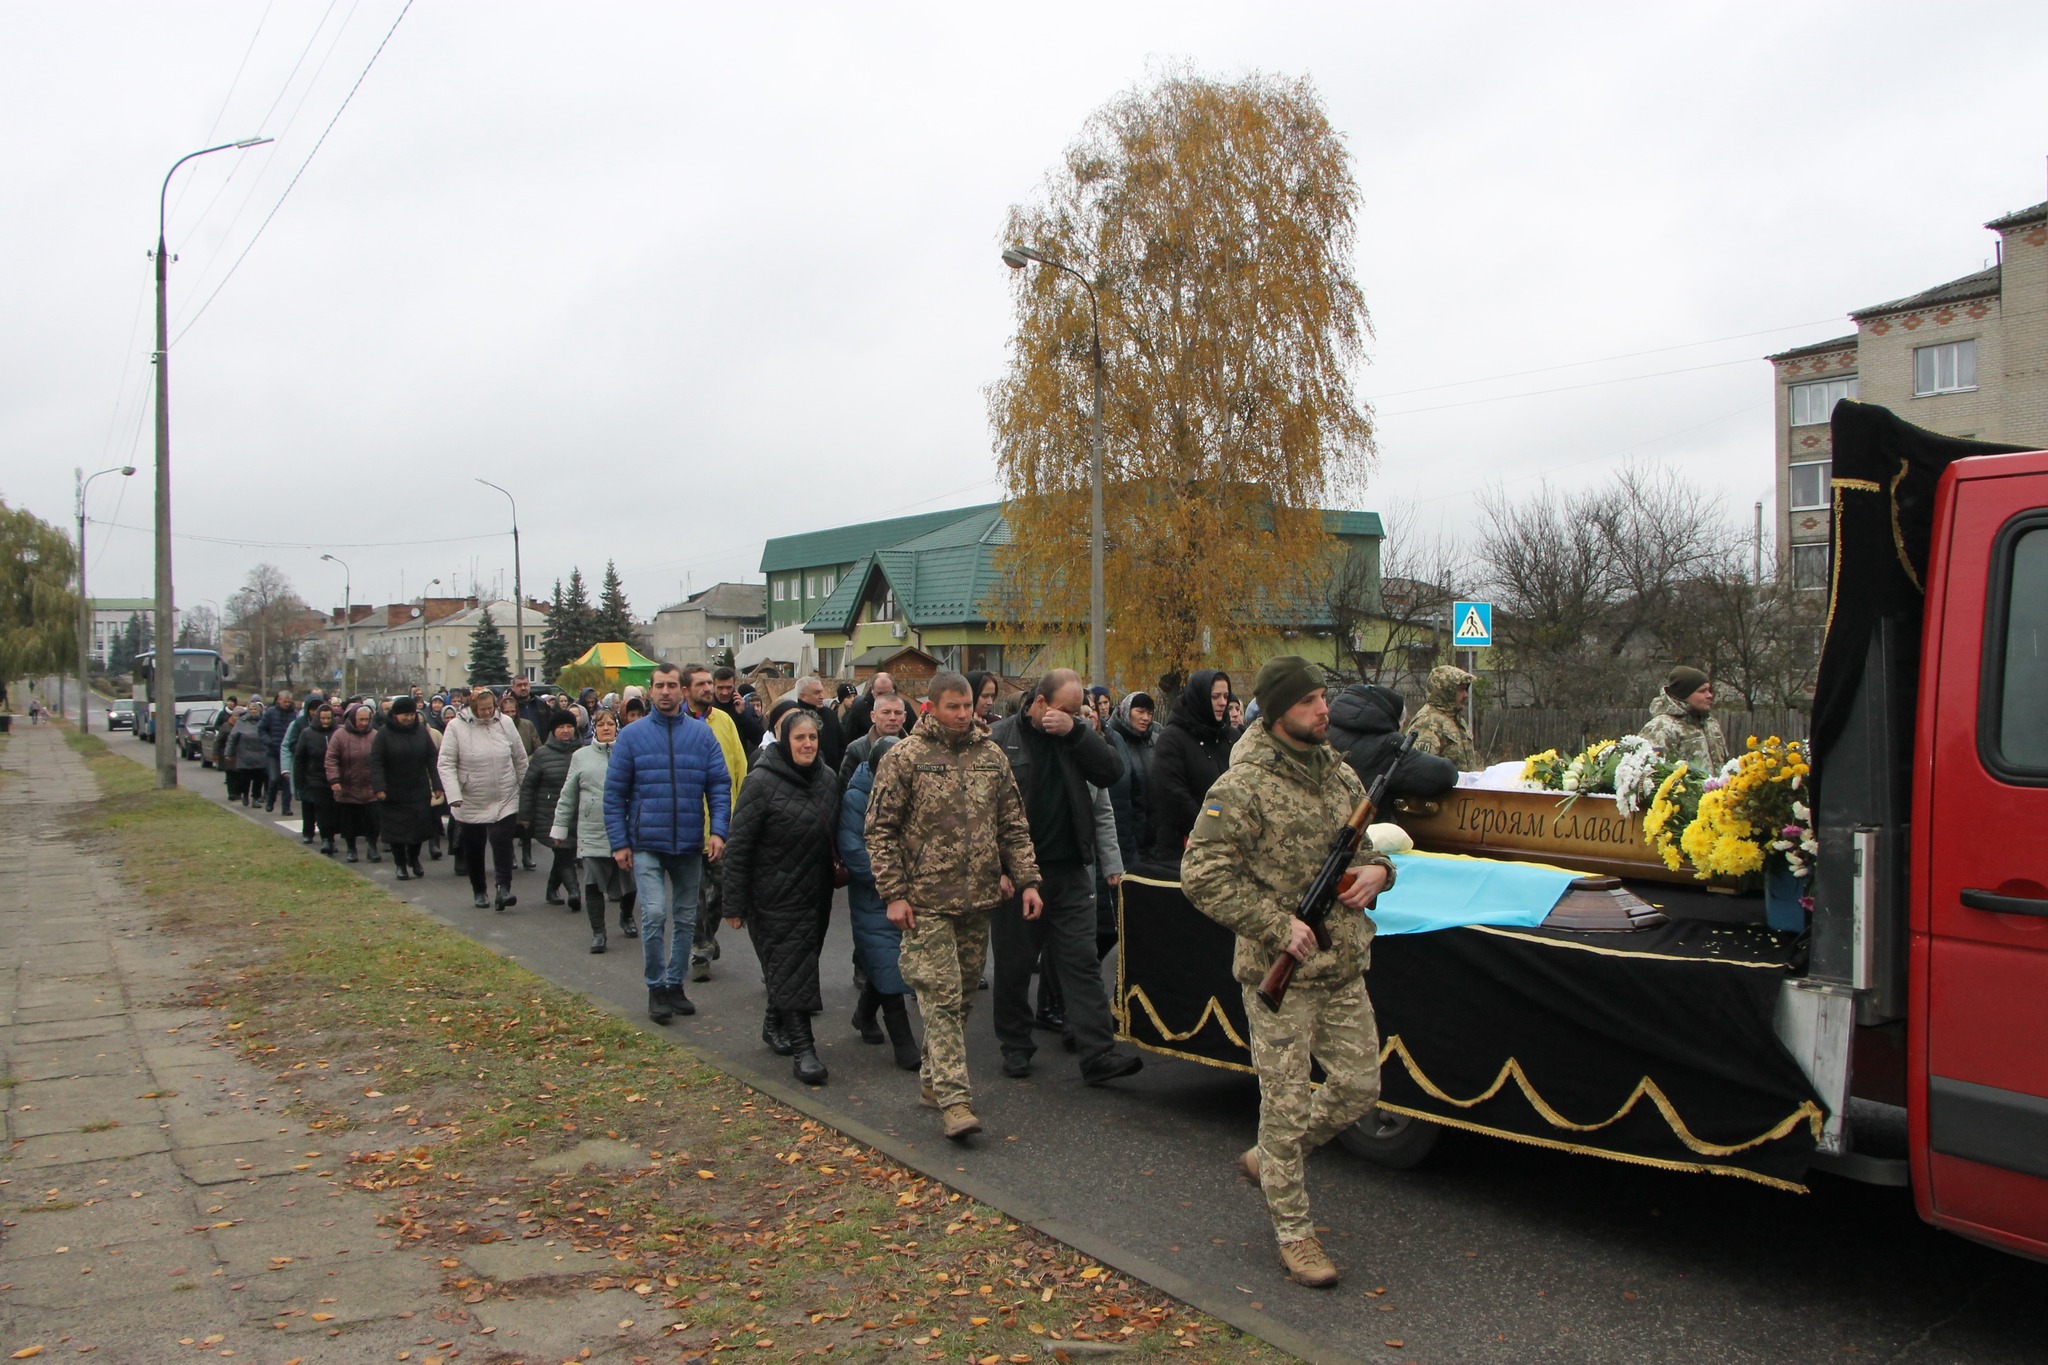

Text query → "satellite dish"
[410,607,423,620]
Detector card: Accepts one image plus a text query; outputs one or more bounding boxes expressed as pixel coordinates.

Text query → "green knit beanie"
[1254,656,1323,723]
[1665,665,1710,703]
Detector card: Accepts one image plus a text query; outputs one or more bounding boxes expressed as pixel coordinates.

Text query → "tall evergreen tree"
[560,567,597,659]
[589,560,637,646]
[468,607,512,686]
[539,578,575,680]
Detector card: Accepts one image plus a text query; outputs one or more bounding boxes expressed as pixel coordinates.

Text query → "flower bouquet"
[1675,737,1815,927]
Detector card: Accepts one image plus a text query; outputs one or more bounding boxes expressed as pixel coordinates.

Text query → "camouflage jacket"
[1638,692,1729,776]
[1405,705,1478,772]
[1181,722,1397,989]
[864,713,1041,915]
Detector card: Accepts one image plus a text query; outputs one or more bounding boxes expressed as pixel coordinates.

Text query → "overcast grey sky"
[4,1,2045,622]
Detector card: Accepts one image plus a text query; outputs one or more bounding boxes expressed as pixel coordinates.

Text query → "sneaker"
[589,931,607,954]
[1080,1049,1144,1086]
[1001,1051,1033,1079]
[1236,1146,1261,1184]
[1277,1236,1339,1288]
[942,1104,982,1140]
[648,989,674,1025]
[690,954,712,983]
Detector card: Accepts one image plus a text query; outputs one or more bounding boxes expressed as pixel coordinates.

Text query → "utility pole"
[477,480,524,683]
[151,136,270,788]
[1753,500,1764,585]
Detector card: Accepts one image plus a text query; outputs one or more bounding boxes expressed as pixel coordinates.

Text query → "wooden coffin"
[1391,787,1701,887]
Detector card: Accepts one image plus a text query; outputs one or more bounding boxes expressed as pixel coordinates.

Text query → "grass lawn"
[63,732,1289,1363]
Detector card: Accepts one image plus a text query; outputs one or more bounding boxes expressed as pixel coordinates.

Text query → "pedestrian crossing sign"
[1451,601,1493,648]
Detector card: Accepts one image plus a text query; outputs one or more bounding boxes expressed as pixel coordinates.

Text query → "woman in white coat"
[438,689,529,911]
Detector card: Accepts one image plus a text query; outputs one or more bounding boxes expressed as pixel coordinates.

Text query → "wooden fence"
[1477,707,1810,765]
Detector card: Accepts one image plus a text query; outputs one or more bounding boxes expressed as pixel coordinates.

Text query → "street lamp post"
[152,135,271,788]
[476,480,524,684]
[1002,246,1106,688]
[321,554,353,697]
[74,463,136,735]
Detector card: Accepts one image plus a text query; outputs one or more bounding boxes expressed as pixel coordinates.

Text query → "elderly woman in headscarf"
[722,706,842,1087]
[371,697,441,880]
[324,702,382,864]
[551,708,638,953]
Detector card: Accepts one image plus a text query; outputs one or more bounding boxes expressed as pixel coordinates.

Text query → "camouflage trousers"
[1240,974,1381,1243]
[899,905,991,1110]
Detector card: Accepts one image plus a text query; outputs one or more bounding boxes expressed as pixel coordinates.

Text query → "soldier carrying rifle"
[1182,656,1397,1288]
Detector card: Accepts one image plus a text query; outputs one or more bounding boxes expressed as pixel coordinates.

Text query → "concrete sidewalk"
[0,727,647,1363]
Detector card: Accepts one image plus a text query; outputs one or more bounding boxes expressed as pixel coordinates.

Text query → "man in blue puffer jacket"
[604,662,732,1024]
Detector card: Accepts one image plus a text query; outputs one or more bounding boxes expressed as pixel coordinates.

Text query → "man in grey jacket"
[987,669,1142,1086]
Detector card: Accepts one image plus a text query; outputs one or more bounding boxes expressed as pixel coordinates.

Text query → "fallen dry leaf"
[309,1313,334,1322]
[10,1348,46,1360]
[1385,1341,1405,1349]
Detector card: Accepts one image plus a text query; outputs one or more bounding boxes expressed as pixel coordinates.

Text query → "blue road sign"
[1451,601,1493,649]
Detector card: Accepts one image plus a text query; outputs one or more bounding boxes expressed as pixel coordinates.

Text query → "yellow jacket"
[695,704,748,840]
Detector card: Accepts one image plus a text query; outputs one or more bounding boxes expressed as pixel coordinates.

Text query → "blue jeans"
[632,850,702,991]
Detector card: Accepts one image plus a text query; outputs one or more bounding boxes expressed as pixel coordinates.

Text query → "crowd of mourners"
[203,659,1492,1131]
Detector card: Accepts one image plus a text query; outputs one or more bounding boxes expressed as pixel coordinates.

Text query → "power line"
[167,0,282,234]
[169,0,412,347]
[1364,317,1843,402]
[87,517,500,552]
[1382,356,1756,418]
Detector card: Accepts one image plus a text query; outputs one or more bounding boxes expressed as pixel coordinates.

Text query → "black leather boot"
[880,994,921,1071]
[762,1007,794,1057]
[345,838,359,864]
[786,1011,828,1086]
[851,982,884,1044]
[366,843,382,864]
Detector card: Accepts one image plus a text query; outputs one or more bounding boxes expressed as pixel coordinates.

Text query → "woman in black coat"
[370,698,442,881]
[722,708,842,1087]
[1147,669,1238,867]
[292,705,340,855]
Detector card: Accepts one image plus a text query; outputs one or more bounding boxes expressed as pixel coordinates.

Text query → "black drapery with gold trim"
[1812,401,2029,768]
[1117,875,1826,1190]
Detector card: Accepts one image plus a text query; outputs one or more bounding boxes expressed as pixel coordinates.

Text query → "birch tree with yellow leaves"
[989,69,1375,690]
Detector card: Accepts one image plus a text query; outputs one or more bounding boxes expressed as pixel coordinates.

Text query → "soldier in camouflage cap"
[1638,665,1729,776]
[1182,657,1397,1288]
[865,671,1042,1140]
[1404,663,1478,771]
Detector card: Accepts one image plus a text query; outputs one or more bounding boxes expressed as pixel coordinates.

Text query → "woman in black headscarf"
[371,697,442,880]
[1147,669,1238,866]
[722,707,842,1087]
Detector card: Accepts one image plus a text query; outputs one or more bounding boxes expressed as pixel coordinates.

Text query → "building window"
[740,627,763,646]
[821,574,835,597]
[523,634,536,651]
[774,580,785,602]
[1914,340,1977,396]
[1791,543,1829,591]
[1789,377,1857,427]
[1789,461,1831,512]
[880,589,897,621]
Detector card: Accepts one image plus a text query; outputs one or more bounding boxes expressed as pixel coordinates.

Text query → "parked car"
[107,698,135,732]
[181,705,224,763]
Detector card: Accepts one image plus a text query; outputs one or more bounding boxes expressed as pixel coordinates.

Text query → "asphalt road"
[99,714,2048,1365]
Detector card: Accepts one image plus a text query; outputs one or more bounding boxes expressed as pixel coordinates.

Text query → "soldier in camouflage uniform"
[1182,657,1397,1289]
[1404,663,1479,771]
[1638,665,1730,776]
[865,671,1042,1141]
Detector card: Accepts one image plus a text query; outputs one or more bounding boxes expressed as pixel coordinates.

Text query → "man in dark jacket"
[988,669,1142,1086]
[1324,683,1459,799]
[258,689,299,815]
[604,663,732,1024]
[712,668,765,752]
[839,692,909,787]
[793,676,847,772]
[842,671,905,747]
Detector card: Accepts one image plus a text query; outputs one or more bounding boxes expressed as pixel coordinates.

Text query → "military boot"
[942,1104,981,1140]
[1278,1236,1339,1288]
[1236,1146,1262,1185]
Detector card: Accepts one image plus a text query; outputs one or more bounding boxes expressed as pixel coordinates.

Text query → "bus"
[133,648,231,743]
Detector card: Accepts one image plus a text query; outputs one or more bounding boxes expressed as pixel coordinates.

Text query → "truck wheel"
[1337,1106,1442,1170]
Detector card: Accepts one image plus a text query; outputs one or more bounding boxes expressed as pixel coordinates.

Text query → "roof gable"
[759,503,1000,574]
[1852,265,2000,320]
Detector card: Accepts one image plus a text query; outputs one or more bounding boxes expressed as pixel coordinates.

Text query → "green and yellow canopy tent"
[565,641,658,691]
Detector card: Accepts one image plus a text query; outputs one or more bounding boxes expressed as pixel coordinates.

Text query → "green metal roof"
[1323,510,1384,538]
[91,597,158,611]
[760,503,1001,575]
[801,553,873,634]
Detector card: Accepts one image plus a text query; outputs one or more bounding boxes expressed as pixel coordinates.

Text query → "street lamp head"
[233,136,274,149]
[1001,249,1032,270]
[321,553,337,564]
[120,466,136,476]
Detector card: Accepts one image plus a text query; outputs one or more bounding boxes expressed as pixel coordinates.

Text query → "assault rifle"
[1255,733,1412,1013]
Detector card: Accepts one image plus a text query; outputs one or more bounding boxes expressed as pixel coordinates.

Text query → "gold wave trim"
[1117,983,1824,1160]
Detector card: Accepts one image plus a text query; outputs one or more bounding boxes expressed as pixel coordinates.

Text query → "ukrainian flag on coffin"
[1367,852,1579,937]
